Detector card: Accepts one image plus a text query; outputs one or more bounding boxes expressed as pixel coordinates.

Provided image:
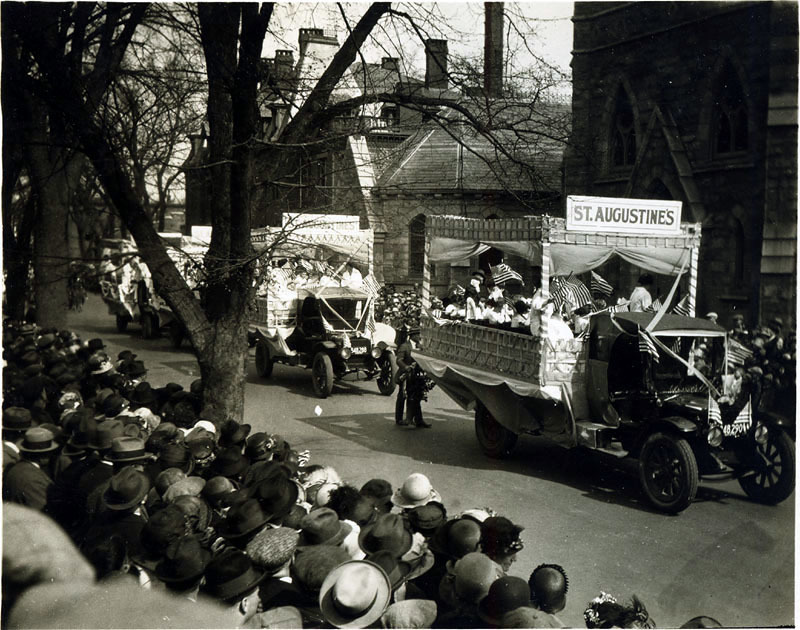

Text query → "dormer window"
[713,62,748,155]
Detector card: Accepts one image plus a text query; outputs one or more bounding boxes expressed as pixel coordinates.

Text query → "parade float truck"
[417,198,794,513]
[249,217,397,399]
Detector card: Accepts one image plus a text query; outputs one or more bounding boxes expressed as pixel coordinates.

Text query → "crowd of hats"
[2,320,722,629]
[374,285,425,331]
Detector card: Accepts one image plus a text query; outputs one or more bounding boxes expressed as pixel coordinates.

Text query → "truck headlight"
[340,347,352,360]
[754,423,769,445]
[707,426,724,448]
[370,347,382,359]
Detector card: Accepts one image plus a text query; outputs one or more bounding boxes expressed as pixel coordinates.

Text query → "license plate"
[351,346,367,355]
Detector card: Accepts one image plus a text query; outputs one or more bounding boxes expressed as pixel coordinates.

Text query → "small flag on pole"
[638,329,660,363]
[646,298,663,313]
[590,271,614,297]
[672,295,690,317]
[727,337,753,367]
[490,263,524,285]
[365,306,376,335]
[362,274,382,299]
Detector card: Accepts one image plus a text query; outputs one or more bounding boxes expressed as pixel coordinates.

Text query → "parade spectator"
[584,592,655,628]
[395,326,430,427]
[201,548,266,625]
[479,516,525,573]
[529,563,569,618]
[3,427,58,510]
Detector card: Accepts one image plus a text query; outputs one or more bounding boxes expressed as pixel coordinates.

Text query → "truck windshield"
[653,337,725,393]
[319,298,365,330]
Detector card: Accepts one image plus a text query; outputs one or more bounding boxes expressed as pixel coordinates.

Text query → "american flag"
[609,301,629,313]
[672,295,690,317]
[590,271,614,297]
[365,306,376,335]
[708,393,722,424]
[727,337,753,367]
[551,273,594,312]
[490,263,523,285]
[362,274,382,299]
[638,329,660,363]
[646,298,663,313]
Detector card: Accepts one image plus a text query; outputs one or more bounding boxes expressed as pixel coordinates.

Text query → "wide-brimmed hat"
[247,473,298,521]
[430,517,482,559]
[219,419,251,448]
[63,410,97,455]
[319,560,392,629]
[130,382,157,407]
[298,508,353,547]
[108,436,150,463]
[292,545,352,593]
[88,419,125,451]
[212,446,250,478]
[472,270,486,281]
[358,513,413,558]
[3,407,33,434]
[103,394,129,418]
[163,476,206,503]
[390,473,441,509]
[407,501,446,535]
[121,360,147,378]
[17,427,60,454]
[87,338,105,352]
[218,498,271,541]
[136,505,188,566]
[246,526,300,573]
[90,359,115,376]
[102,468,151,511]
[202,548,266,603]
[480,516,525,557]
[529,563,569,614]
[366,550,413,590]
[478,575,532,625]
[155,535,210,585]
[158,443,195,474]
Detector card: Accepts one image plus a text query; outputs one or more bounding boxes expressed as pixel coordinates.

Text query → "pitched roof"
[374,99,570,193]
[348,62,423,95]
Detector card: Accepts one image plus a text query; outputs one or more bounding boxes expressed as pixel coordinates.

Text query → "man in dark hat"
[201,548,266,626]
[395,327,432,428]
[3,427,60,511]
[3,407,34,471]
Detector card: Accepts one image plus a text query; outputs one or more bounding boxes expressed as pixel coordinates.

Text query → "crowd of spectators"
[0,319,736,628]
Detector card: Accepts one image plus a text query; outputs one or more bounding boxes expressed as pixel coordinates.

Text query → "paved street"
[69,295,795,627]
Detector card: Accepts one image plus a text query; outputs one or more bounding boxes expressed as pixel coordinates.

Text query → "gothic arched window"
[408,214,426,277]
[712,62,748,155]
[611,86,636,167]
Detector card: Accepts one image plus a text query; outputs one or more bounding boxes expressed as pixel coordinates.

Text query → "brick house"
[564,1,798,327]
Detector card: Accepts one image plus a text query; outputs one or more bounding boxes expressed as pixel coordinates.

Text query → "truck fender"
[757,410,792,431]
[631,416,699,455]
[316,341,338,352]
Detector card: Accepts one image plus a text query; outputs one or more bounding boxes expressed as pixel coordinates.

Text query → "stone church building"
[564,1,797,326]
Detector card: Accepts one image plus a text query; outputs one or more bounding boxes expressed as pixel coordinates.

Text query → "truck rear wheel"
[475,404,518,458]
[312,352,334,398]
[638,431,698,513]
[255,341,274,378]
[738,428,795,505]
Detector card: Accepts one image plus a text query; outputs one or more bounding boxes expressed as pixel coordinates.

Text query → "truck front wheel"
[638,431,698,513]
[475,404,518,458]
[312,352,334,398]
[255,341,274,378]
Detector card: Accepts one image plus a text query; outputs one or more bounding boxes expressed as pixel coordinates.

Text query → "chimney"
[274,50,294,77]
[425,39,448,90]
[381,57,399,71]
[299,27,337,57]
[484,2,504,98]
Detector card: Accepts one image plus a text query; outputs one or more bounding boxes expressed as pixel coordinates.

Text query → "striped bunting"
[638,329,660,363]
[708,393,722,424]
[672,295,690,317]
[490,263,524,285]
[590,271,614,297]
